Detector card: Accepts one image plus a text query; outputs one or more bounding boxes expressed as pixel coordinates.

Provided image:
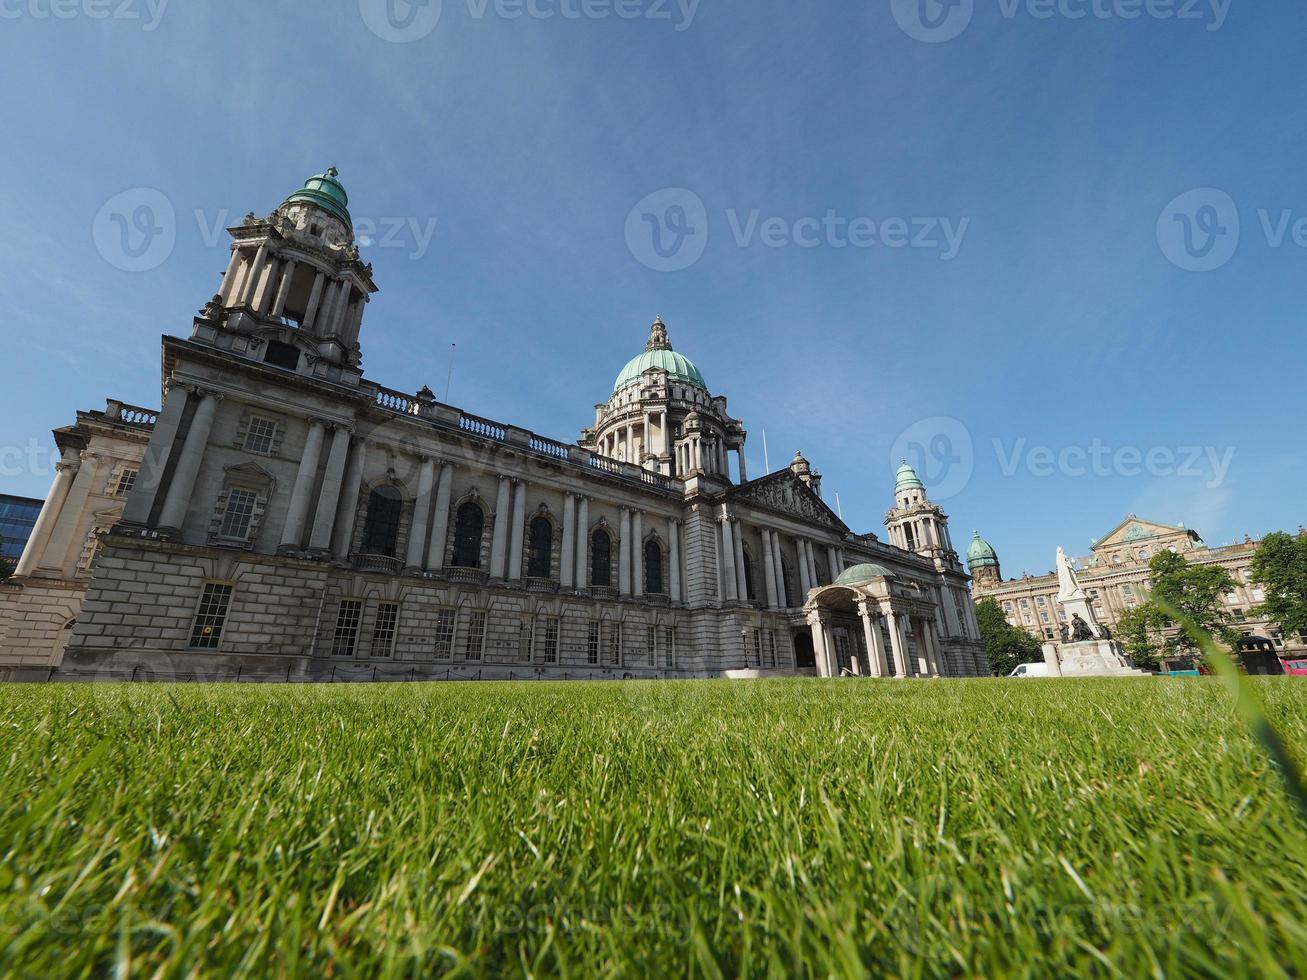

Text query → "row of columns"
[218,244,365,344]
[13,451,87,579]
[806,604,944,679]
[718,513,842,610]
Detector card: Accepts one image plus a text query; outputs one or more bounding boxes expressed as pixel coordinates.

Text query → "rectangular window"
[189,582,233,649]
[1036,596,1047,607]
[587,621,601,665]
[766,630,777,668]
[1019,599,1030,608]
[665,627,676,668]
[244,416,278,455]
[608,623,622,665]
[519,619,533,662]
[218,488,259,540]
[113,467,139,497]
[372,602,399,659]
[332,599,364,657]
[433,607,456,661]
[754,629,764,667]
[647,625,657,665]
[1121,585,1134,597]
[537,617,559,664]
[464,610,486,661]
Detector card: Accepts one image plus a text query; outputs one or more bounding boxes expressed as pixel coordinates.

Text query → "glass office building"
[0,495,44,564]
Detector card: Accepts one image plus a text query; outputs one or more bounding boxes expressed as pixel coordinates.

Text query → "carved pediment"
[730,472,847,532]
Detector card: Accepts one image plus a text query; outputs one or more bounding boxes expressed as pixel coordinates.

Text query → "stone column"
[404,457,437,572]
[805,540,820,589]
[330,284,354,337]
[271,258,297,317]
[912,618,932,676]
[797,538,812,597]
[218,248,243,305]
[732,521,747,602]
[738,446,748,482]
[668,518,682,603]
[560,493,576,589]
[574,496,590,589]
[252,256,279,314]
[618,508,632,595]
[807,612,831,677]
[238,242,269,307]
[884,606,910,678]
[761,530,779,609]
[489,476,512,579]
[13,455,79,578]
[506,480,527,582]
[331,437,368,559]
[772,536,787,608]
[827,545,840,583]
[302,270,326,330]
[425,461,454,570]
[309,423,353,553]
[40,451,102,572]
[924,620,944,677]
[859,601,889,677]
[278,416,326,551]
[122,384,189,527]
[720,517,738,601]
[631,509,644,596]
[157,392,221,537]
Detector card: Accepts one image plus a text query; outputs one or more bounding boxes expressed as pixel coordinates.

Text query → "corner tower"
[191,168,379,385]
[884,460,958,565]
[966,531,1001,589]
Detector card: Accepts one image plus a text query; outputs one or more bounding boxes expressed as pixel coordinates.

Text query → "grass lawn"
[1,677,1305,977]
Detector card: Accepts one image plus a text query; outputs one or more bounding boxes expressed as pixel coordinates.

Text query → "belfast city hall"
[0,169,987,681]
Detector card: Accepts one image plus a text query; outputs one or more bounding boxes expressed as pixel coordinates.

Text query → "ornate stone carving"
[733,472,841,529]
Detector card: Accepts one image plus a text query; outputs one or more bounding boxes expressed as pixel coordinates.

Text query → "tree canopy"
[975,598,1045,677]
[1250,531,1307,644]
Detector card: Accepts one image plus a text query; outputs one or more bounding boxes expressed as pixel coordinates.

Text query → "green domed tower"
[966,531,1001,588]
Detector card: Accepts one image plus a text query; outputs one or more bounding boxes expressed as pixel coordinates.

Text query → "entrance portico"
[803,564,944,678]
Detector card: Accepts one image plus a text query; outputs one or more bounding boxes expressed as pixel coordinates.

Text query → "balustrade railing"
[459,413,506,441]
[530,435,569,459]
[447,566,488,585]
[107,401,159,427]
[353,553,403,576]
[375,387,417,415]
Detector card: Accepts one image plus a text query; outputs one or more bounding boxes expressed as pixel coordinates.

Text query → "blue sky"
[1,0,1302,577]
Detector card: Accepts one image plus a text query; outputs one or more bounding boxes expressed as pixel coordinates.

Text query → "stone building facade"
[4,169,986,681]
[968,517,1305,657]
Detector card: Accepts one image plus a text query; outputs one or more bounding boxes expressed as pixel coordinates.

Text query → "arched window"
[361,486,402,556]
[527,516,553,579]
[591,529,612,588]
[742,544,756,601]
[451,502,485,568]
[644,539,664,595]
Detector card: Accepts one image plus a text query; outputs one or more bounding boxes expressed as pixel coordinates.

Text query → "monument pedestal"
[1041,640,1149,677]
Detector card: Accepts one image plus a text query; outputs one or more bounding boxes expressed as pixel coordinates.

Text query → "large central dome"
[613,317,707,394]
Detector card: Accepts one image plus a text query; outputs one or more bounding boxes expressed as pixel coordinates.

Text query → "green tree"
[1113,602,1167,671]
[1145,549,1240,656]
[1250,531,1307,645]
[976,597,1045,677]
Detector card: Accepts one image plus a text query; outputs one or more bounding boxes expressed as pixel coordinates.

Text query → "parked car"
[1281,658,1307,676]
[1161,658,1201,677]
[1008,662,1054,678]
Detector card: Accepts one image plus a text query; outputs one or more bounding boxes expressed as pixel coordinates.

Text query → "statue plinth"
[1041,639,1149,677]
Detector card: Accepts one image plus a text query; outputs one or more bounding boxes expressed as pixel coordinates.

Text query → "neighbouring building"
[1,495,44,567]
[968,516,1305,657]
[2,168,987,681]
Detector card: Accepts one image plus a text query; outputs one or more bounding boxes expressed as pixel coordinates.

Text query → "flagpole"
[444,343,456,403]
[762,429,770,474]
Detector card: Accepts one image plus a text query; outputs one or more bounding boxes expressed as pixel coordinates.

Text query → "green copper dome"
[834,563,896,586]
[967,531,999,568]
[283,167,352,230]
[895,460,925,494]
[613,317,707,394]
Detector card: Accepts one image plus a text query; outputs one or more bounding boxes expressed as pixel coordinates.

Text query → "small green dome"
[967,531,999,568]
[833,563,896,586]
[895,460,925,494]
[613,317,707,394]
[283,166,351,230]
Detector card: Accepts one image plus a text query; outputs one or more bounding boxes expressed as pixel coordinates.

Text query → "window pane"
[190,583,233,649]
[332,599,364,657]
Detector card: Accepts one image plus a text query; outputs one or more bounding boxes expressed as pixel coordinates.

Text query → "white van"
[1008,662,1054,679]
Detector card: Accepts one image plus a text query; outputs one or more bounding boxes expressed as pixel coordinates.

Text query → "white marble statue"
[1056,546,1087,601]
